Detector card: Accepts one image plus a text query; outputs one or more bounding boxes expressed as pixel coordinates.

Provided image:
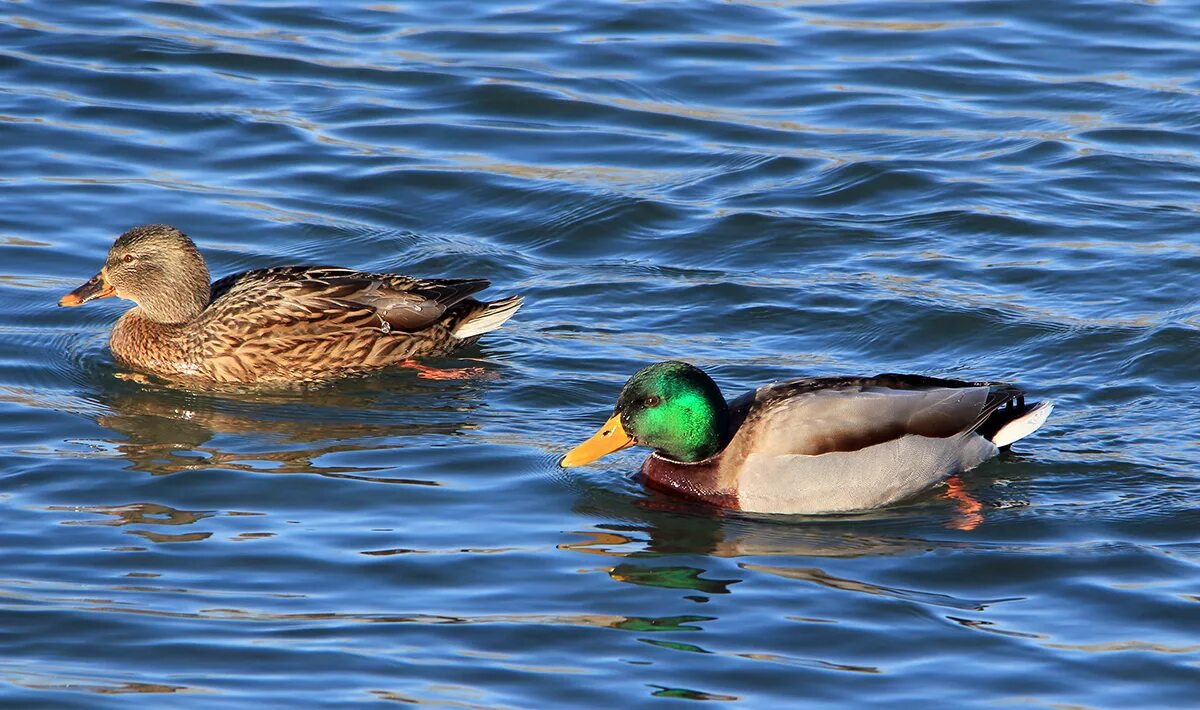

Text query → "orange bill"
[59,271,115,307]
[560,414,635,467]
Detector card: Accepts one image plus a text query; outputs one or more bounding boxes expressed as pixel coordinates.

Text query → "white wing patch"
[451,296,523,339]
[991,401,1053,448]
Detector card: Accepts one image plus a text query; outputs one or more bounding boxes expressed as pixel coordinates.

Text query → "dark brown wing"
[207,266,489,334]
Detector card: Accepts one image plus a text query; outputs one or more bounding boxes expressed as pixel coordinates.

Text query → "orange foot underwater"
[401,360,495,381]
[943,475,984,531]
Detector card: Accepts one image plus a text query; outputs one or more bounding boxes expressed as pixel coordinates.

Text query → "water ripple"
[2,0,1200,706]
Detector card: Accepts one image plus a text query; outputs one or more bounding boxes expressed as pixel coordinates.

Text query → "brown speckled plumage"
[61,225,523,385]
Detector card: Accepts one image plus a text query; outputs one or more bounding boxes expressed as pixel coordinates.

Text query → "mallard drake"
[59,224,523,385]
[560,361,1053,514]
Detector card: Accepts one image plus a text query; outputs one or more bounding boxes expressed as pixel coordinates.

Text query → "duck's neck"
[649,398,731,464]
[110,309,192,376]
[651,392,754,464]
[135,283,211,325]
[638,398,754,509]
[639,453,739,509]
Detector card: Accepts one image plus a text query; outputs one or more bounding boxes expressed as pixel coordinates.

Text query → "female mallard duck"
[561,361,1053,514]
[59,224,523,385]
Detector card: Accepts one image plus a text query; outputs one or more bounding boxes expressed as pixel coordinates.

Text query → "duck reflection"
[562,484,1020,615]
[89,369,485,482]
[565,483,965,561]
[563,464,1006,565]
[559,500,903,677]
[608,564,739,595]
[48,501,218,545]
[53,502,212,527]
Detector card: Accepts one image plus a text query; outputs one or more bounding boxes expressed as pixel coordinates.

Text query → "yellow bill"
[560,414,635,467]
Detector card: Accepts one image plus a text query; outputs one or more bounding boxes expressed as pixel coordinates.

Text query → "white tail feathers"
[452,296,523,340]
[991,401,1053,448]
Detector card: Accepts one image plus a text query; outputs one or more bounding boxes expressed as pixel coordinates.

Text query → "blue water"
[3,1,1200,706]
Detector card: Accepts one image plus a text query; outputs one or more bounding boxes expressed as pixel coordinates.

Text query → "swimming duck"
[560,361,1053,514]
[59,224,523,385]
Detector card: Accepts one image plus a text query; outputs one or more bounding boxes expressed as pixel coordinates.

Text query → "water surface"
[2,1,1200,707]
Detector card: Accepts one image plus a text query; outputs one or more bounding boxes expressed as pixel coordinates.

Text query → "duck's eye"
[122,254,135,264]
[645,396,661,407]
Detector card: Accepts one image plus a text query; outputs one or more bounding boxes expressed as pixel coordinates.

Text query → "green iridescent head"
[561,361,729,466]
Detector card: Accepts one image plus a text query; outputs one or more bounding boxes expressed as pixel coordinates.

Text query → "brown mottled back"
[110,266,515,384]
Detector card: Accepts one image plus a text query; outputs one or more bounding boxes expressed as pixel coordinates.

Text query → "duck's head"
[561,361,729,467]
[60,224,211,324]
